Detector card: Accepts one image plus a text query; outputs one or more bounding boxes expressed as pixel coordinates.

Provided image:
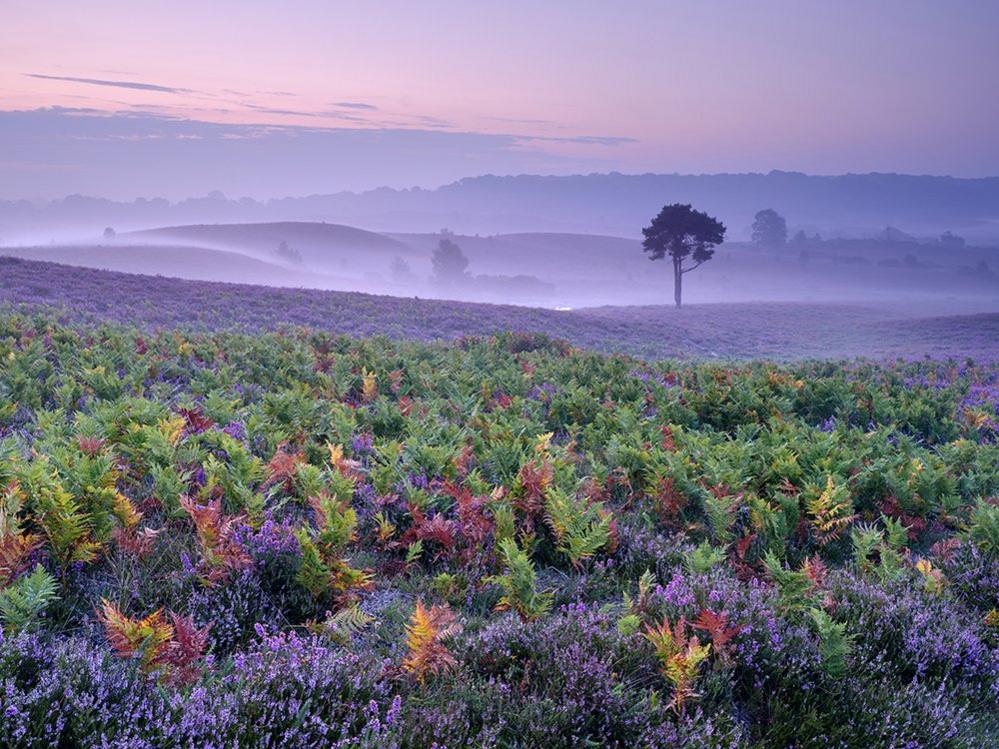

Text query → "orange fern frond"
[644,617,711,714]
[402,600,462,682]
[179,495,250,584]
[98,600,174,674]
[265,446,306,492]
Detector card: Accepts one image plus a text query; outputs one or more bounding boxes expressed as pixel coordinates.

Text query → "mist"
[3,201,998,320]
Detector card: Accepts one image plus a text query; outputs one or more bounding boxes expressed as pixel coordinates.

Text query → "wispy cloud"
[0,107,621,199]
[332,101,378,111]
[240,103,369,122]
[25,73,191,94]
[517,134,637,146]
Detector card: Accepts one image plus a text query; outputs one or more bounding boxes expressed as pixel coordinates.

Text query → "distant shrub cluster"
[0,313,997,746]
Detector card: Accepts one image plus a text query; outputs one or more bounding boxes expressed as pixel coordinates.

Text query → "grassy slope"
[1,254,997,361]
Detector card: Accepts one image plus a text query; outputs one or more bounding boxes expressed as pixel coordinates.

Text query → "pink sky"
[2,1,998,198]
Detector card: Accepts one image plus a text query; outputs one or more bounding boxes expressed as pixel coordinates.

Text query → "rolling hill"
[0,243,354,289]
[127,221,415,268]
[3,254,998,361]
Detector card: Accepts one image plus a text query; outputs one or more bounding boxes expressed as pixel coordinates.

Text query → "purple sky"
[2,1,998,199]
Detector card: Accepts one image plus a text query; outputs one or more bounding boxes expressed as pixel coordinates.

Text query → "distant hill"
[0,243,354,289]
[3,172,998,243]
[127,221,413,265]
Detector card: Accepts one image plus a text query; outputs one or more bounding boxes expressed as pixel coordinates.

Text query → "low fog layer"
[2,215,998,317]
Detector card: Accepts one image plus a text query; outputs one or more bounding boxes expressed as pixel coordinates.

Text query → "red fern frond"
[112,525,162,559]
[660,425,676,452]
[176,407,215,435]
[77,436,106,456]
[652,475,687,524]
[802,555,828,588]
[265,446,306,492]
[514,459,552,522]
[416,514,460,558]
[691,609,743,664]
[163,612,212,686]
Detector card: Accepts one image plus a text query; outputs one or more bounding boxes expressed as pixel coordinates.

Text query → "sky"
[1,0,998,200]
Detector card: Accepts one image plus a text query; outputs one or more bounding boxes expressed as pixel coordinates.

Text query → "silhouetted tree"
[432,238,469,285]
[103,226,116,240]
[642,203,725,308]
[939,230,966,249]
[751,209,787,248]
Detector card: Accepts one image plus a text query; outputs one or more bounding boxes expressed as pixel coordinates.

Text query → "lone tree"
[642,203,725,308]
[432,237,469,285]
[751,209,787,248]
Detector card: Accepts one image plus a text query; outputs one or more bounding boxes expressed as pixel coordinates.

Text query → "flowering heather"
[0,311,998,746]
[3,254,999,361]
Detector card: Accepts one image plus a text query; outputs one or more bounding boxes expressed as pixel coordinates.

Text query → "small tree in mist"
[432,238,469,286]
[751,209,787,248]
[642,203,725,308]
[390,255,414,283]
[274,240,302,264]
[103,227,116,240]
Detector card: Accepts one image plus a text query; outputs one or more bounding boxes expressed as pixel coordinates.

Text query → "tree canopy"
[751,209,788,247]
[432,238,469,285]
[642,203,725,307]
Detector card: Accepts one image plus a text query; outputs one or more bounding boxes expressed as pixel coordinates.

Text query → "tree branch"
[680,260,706,275]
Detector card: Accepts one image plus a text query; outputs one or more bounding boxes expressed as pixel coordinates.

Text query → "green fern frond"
[809,608,853,679]
[0,564,58,632]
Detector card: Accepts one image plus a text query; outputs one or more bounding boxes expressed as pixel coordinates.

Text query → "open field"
[2,255,998,361]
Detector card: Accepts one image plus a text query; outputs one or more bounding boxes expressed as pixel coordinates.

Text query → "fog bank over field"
[2,172,998,316]
[2,219,998,315]
[3,254,998,362]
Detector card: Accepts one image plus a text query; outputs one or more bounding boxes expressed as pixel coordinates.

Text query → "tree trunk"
[673,257,683,308]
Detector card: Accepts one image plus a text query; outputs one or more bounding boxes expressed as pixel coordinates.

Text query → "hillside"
[4,172,999,242]
[0,243,354,289]
[2,255,998,361]
[128,221,413,263]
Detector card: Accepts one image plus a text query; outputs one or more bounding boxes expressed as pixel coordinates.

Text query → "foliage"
[808,607,853,679]
[751,208,788,247]
[0,312,997,746]
[97,600,211,684]
[0,564,57,632]
[641,203,726,307]
[491,537,553,621]
[401,599,462,682]
[643,617,711,713]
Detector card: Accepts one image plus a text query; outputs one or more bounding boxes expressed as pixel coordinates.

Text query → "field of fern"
[1,310,998,747]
